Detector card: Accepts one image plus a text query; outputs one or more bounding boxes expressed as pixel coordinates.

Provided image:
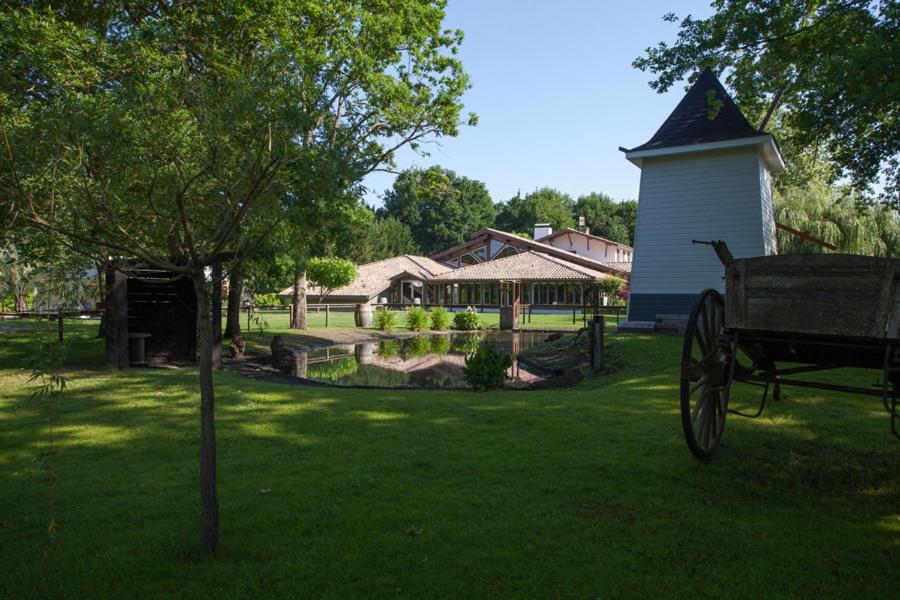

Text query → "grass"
[1,320,897,598]
[246,307,614,330]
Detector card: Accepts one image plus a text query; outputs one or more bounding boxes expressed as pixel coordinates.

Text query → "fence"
[240,302,628,328]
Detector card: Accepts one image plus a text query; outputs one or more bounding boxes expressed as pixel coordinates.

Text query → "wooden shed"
[104,262,215,367]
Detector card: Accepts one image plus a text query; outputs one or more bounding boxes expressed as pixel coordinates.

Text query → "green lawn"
[0,320,897,598]
[244,307,618,332]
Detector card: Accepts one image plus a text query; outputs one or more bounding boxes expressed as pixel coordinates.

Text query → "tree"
[380,166,496,255]
[775,178,900,256]
[495,188,575,234]
[0,246,34,312]
[634,1,900,203]
[597,276,627,304]
[574,193,633,245]
[306,257,358,303]
[1,0,471,552]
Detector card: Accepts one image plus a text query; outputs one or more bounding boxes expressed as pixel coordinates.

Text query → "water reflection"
[286,331,553,389]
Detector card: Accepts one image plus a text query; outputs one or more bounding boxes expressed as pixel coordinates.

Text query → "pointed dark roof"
[626,69,764,152]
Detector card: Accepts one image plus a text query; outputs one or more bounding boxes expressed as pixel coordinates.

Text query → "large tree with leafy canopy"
[0,0,471,552]
[634,0,899,203]
[380,166,496,255]
[495,188,575,235]
[573,193,637,245]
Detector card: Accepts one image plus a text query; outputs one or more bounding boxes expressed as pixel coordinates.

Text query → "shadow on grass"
[0,328,897,597]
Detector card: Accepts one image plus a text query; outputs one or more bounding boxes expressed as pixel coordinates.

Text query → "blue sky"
[362,0,715,208]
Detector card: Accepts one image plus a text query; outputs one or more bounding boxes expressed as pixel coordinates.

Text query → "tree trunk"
[224,269,243,339]
[290,267,307,329]
[14,289,27,313]
[192,271,219,553]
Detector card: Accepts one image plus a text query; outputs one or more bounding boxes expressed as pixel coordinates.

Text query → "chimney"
[578,214,589,234]
[533,223,552,240]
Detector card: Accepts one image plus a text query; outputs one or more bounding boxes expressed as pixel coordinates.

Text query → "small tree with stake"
[1,0,471,553]
[306,257,358,325]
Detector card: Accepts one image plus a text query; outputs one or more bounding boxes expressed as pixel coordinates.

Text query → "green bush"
[451,332,484,355]
[452,310,482,330]
[377,339,400,358]
[429,335,450,355]
[373,309,397,331]
[406,306,429,331]
[253,292,281,306]
[462,345,513,391]
[404,335,431,357]
[430,306,450,330]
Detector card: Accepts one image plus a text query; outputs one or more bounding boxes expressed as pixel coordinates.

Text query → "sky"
[362,0,715,208]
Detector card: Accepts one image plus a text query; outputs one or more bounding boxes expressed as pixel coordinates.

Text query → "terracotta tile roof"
[430,227,631,276]
[433,251,611,282]
[625,68,763,153]
[600,261,631,274]
[278,255,451,300]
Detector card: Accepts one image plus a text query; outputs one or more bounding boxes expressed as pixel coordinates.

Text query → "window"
[492,245,519,260]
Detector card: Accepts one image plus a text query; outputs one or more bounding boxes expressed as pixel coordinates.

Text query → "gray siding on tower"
[626,146,775,321]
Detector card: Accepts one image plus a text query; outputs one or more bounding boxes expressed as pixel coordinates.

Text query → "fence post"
[572,307,576,325]
[58,309,64,342]
[589,316,605,371]
[325,304,330,327]
[246,305,251,331]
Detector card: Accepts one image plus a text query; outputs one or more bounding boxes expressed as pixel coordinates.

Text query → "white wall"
[543,234,632,263]
[629,146,775,297]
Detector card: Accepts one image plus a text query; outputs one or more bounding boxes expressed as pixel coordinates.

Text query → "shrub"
[373,309,397,331]
[429,335,450,355]
[253,292,281,306]
[452,309,482,331]
[462,345,513,391]
[430,306,450,330]
[404,335,430,357]
[406,306,429,331]
[451,332,484,355]
[377,339,400,358]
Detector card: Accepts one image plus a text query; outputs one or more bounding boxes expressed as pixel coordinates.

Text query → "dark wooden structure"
[104,262,220,367]
[680,243,900,458]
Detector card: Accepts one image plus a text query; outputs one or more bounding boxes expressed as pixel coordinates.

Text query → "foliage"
[306,258,358,302]
[404,335,431,357]
[453,310,482,331]
[373,309,398,332]
[495,188,575,234]
[429,334,450,355]
[0,0,472,552]
[405,307,429,332]
[451,332,485,354]
[573,193,634,245]
[634,1,900,203]
[377,338,400,358]
[380,166,496,255]
[430,306,450,330]
[307,357,358,383]
[253,293,282,307]
[462,345,513,391]
[351,214,420,263]
[774,178,900,256]
[597,277,627,300]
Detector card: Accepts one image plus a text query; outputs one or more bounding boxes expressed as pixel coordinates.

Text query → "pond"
[282,331,556,389]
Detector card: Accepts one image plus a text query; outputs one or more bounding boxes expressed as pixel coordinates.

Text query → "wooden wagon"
[681,242,900,458]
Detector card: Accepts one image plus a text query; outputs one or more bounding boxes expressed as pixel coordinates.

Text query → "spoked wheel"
[680,289,730,459]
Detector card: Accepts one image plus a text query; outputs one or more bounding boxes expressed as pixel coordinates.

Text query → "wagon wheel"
[680,289,730,459]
